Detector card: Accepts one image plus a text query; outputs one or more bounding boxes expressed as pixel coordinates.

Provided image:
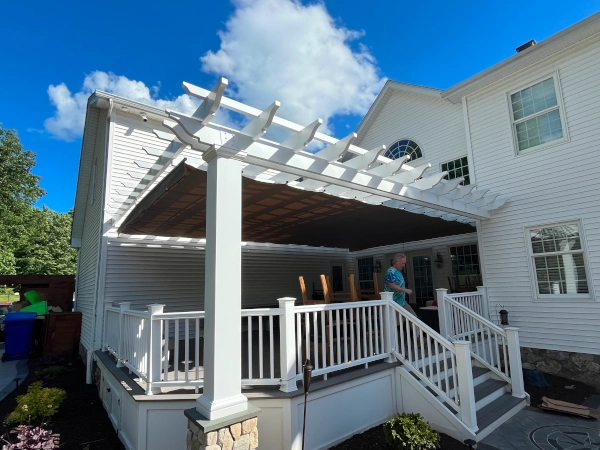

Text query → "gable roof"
[355,12,600,143]
[354,80,444,147]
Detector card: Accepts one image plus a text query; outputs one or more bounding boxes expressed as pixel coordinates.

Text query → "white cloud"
[201,0,385,135]
[44,72,200,141]
[44,0,384,142]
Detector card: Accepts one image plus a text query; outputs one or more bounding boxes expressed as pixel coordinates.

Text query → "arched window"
[384,139,422,161]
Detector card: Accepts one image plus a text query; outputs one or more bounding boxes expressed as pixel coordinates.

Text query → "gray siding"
[104,238,353,311]
[466,35,600,354]
[75,108,107,352]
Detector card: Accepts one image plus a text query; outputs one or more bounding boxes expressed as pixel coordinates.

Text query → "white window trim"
[524,219,594,302]
[506,69,569,157]
[439,155,470,185]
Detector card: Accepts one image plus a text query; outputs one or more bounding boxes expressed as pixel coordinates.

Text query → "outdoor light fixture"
[374,260,382,273]
[301,359,313,450]
[434,252,444,269]
[500,309,509,326]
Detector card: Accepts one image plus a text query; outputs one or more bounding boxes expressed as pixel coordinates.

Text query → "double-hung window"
[528,222,589,298]
[510,76,566,153]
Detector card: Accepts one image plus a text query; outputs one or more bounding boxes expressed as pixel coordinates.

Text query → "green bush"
[7,382,66,424]
[383,413,440,450]
[40,366,67,378]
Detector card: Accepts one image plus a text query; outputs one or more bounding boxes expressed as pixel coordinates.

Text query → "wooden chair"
[357,273,380,300]
[299,276,328,305]
[321,274,358,303]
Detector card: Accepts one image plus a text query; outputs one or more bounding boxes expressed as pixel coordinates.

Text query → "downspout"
[86,98,114,384]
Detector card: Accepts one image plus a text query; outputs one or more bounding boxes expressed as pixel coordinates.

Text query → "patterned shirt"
[385,266,406,306]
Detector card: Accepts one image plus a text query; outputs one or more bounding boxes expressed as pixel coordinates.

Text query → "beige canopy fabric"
[119,162,473,251]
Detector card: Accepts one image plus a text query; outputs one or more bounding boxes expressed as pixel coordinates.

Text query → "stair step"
[474,379,507,404]
[438,366,489,392]
[476,394,526,434]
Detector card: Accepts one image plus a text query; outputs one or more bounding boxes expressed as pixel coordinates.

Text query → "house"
[70,11,600,450]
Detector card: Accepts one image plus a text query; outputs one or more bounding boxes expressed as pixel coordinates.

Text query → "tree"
[0,124,76,275]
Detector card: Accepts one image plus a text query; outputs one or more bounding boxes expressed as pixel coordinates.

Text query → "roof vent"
[516,39,536,53]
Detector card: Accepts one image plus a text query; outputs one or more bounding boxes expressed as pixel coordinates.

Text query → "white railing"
[102,299,392,395]
[389,301,461,412]
[437,288,525,401]
[242,308,281,385]
[293,300,389,381]
[447,286,488,318]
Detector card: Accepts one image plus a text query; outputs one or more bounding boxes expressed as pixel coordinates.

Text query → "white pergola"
[114,78,508,421]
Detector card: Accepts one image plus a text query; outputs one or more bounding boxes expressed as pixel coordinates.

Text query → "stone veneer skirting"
[521,347,600,390]
[185,405,260,450]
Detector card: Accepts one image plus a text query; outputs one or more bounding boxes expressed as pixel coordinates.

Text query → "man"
[385,253,416,316]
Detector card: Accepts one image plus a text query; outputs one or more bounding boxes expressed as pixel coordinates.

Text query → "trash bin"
[2,312,37,361]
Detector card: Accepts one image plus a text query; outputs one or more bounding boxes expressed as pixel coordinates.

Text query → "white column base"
[196,393,248,421]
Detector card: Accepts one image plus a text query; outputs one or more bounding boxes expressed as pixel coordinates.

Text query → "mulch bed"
[0,354,124,450]
[522,369,598,408]
[329,426,467,449]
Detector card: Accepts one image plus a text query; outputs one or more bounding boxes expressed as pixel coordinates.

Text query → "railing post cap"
[453,340,470,346]
[504,326,519,332]
[147,303,165,307]
[436,288,448,292]
[277,297,296,303]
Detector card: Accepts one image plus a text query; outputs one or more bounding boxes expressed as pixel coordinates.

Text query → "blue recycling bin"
[3,312,37,361]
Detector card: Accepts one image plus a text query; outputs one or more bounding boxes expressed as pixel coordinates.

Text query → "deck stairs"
[399,344,527,442]
[388,297,528,443]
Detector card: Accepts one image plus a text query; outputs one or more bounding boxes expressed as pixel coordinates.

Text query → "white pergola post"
[196,147,248,421]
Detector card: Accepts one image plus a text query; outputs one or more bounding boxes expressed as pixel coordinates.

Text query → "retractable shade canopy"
[119,162,473,251]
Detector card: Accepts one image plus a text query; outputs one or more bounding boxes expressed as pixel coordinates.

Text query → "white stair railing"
[385,293,477,430]
[437,289,525,399]
[447,286,488,318]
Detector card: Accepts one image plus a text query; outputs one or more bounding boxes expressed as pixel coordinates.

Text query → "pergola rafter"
[114,77,509,231]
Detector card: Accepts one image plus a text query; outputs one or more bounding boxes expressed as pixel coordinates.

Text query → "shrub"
[383,413,439,450]
[3,426,56,449]
[39,366,67,379]
[7,383,66,425]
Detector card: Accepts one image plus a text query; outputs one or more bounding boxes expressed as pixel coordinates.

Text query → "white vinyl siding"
[509,75,566,153]
[357,90,468,177]
[466,34,600,355]
[75,109,107,352]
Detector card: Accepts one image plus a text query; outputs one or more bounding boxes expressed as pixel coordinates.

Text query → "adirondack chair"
[356,273,380,300]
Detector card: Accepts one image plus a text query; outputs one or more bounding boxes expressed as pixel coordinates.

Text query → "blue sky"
[1,0,598,213]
